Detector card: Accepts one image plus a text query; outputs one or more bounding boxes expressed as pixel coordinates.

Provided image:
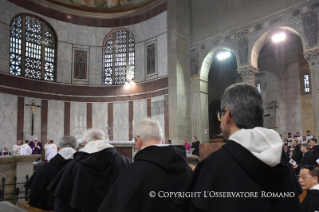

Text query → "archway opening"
[256,30,313,139]
[208,50,239,141]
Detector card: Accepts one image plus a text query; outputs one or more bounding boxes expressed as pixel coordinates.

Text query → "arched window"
[10,14,57,81]
[103,29,135,85]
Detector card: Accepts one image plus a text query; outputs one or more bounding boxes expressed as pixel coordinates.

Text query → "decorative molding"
[8,0,167,27]
[304,48,319,69]
[237,65,258,85]
[190,0,319,76]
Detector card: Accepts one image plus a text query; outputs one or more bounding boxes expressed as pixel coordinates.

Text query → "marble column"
[237,65,258,85]
[304,48,319,138]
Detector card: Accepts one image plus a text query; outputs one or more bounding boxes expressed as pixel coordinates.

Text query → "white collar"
[58,147,76,160]
[141,144,169,150]
[79,140,113,154]
[310,184,319,191]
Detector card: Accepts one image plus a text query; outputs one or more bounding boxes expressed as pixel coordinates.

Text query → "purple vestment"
[29,140,42,155]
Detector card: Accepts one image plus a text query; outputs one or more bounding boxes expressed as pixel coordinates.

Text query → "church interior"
[1,0,319,210]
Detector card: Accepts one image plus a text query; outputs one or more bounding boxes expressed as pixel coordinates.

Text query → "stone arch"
[199,46,240,82]
[250,26,308,69]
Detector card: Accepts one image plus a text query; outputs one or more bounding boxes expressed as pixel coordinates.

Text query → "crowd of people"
[2,83,319,212]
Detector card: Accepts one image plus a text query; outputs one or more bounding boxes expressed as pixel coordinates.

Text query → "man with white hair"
[48,129,130,212]
[175,83,302,212]
[98,118,192,212]
[25,136,78,211]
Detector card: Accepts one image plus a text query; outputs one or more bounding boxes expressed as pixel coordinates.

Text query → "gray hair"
[59,136,78,150]
[301,143,310,150]
[221,83,264,129]
[292,139,298,144]
[82,129,105,143]
[133,118,163,143]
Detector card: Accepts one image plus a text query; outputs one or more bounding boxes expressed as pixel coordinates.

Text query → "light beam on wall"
[272,32,286,43]
[217,52,231,60]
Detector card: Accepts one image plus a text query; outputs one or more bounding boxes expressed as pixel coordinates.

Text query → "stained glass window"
[304,75,310,92]
[10,14,56,81]
[103,30,135,85]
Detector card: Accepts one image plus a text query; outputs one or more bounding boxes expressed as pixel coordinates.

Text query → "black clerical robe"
[24,154,71,211]
[301,190,319,212]
[191,141,200,156]
[175,140,302,212]
[300,151,317,167]
[98,145,192,212]
[312,145,319,161]
[47,148,130,212]
[292,144,303,163]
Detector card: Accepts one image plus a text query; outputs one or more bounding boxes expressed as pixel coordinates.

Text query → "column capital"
[304,48,319,69]
[237,65,258,85]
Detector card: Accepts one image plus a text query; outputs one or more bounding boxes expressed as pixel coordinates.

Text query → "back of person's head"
[301,143,310,151]
[292,139,298,144]
[167,140,172,144]
[49,140,54,144]
[310,138,318,143]
[133,118,163,143]
[59,136,78,150]
[25,140,29,144]
[221,83,263,129]
[82,129,105,143]
[188,155,200,170]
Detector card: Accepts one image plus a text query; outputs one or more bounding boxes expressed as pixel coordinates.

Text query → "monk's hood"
[229,127,283,167]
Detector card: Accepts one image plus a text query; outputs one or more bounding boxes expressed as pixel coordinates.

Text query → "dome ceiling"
[46,0,156,12]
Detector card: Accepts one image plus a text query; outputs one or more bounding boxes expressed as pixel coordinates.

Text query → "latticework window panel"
[9,14,56,81]
[103,30,135,85]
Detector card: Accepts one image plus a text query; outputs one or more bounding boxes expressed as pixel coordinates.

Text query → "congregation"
[2,83,316,212]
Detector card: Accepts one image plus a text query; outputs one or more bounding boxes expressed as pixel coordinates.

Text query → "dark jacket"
[25,154,71,211]
[48,148,131,212]
[98,145,192,212]
[191,141,200,156]
[301,189,319,212]
[292,144,303,163]
[300,151,317,167]
[175,140,302,212]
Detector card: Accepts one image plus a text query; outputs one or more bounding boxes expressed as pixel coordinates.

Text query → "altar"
[0,155,41,202]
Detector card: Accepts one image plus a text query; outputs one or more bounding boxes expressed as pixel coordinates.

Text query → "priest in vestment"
[45,140,58,162]
[25,136,78,211]
[13,140,22,155]
[29,138,42,155]
[19,140,32,155]
[47,129,131,212]
[0,147,11,155]
[98,118,192,212]
[175,83,302,212]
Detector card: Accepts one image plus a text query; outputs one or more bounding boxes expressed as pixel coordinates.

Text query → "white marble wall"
[47,100,65,147]
[23,97,41,139]
[57,42,72,84]
[0,0,168,84]
[157,32,168,77]
[92,102,108,139]
[151,96,165,139]
[113,102,129,141]
[89,47,103,85]
[70,102,87,140]
[133,99,147,128]
[0,93,17,151]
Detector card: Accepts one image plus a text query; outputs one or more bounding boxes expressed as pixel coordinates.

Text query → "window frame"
[102,28,135,85]
[9,13,58,82]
